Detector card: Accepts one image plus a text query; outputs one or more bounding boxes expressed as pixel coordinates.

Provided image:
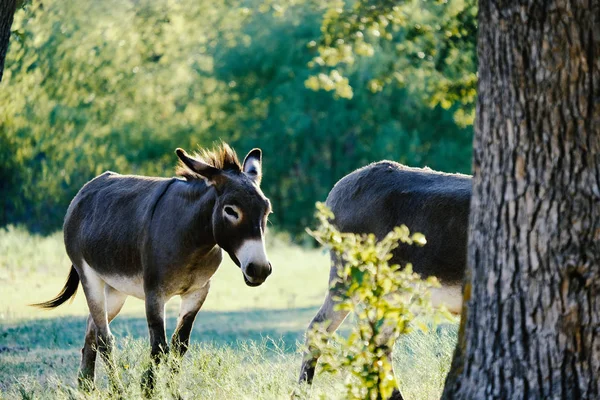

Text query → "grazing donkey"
[298,161,471,400]
[34,144,273,392]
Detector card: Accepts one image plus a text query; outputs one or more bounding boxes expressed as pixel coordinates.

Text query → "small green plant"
[307,202,449,400]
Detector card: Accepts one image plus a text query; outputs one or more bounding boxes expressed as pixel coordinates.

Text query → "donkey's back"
[326,160,471,283]
[63,171,174,277]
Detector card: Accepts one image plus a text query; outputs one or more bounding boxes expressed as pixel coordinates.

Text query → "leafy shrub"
[306,203,451,399]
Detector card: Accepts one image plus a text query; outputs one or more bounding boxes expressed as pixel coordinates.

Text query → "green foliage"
[301,0,478,126]
[1,0,474,237]
[1,0,242,231]
[307,203,450,400]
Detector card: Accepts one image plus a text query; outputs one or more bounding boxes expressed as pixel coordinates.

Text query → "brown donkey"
[34,143,273,393]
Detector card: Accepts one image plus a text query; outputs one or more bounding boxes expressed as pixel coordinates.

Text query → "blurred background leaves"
[0,0,475,239]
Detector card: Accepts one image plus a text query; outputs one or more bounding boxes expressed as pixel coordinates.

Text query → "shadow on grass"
[0,306,320,354]
[0,307,458,397]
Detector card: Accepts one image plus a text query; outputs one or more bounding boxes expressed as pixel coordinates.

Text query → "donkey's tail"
[30,265,80,309]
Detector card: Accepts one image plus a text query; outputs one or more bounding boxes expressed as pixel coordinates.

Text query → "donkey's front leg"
[298,288,350,385]
[171,282,210,358]
[380,329,404,400]
[298,259,350,387]
[142,292,167,397]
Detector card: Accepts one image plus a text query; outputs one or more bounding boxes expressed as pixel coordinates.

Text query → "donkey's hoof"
[141,368,156,398]
[77,374,95,392]
[389,388,404,400]
[290,385,308,400]
[109,380,125,399]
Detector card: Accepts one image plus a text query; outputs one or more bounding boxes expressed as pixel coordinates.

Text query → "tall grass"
[0,227,457,399]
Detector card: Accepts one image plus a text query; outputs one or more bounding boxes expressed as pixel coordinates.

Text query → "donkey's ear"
[176,148,221,184]
[242,148,262,185]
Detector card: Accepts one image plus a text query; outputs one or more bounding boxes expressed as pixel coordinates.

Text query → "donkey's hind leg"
[79,286,128,388]
[79,315,99,390]
[78,263,127,390]
[79,262,112,353]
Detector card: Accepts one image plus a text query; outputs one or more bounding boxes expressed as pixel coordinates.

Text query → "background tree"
[0,0,475,238]
[442,0,599,398]
[0,0,17,81]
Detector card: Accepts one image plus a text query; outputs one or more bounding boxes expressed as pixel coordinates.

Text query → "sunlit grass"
[0,226,330,320]
[0,226,457,399]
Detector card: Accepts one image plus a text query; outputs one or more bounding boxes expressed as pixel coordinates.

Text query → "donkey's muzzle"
[243,262,272,286]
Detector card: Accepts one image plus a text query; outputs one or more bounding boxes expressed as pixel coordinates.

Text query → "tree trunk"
[0,0,17,82]
[442,0,599,399]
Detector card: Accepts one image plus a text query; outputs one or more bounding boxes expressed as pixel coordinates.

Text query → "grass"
[0,226,457,399]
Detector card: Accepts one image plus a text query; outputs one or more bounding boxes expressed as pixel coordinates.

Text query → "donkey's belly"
[430,284,463,314]
[91,266,146,299]
[395,283,462,315]
[79,260,145,299]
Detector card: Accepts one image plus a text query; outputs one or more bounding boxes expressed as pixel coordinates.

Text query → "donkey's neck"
[170,179,219,250]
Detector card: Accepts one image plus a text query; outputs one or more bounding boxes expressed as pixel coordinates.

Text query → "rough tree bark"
[442,0,599,399]
[0,0,17,82]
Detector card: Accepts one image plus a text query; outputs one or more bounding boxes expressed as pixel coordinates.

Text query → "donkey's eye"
[224,206,239,219]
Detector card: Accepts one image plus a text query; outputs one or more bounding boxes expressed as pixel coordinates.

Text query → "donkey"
[33,143,273,393]
[298,161,471,400]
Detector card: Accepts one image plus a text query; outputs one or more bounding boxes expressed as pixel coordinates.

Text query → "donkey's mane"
[176,143,242,179]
